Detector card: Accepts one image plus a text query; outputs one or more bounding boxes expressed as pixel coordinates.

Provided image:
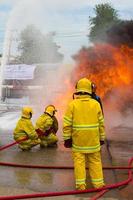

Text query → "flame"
[55,44,133,115]
[73,44,133,98]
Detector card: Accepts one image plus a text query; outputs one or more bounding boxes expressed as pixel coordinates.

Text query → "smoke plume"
[107,20,133,47]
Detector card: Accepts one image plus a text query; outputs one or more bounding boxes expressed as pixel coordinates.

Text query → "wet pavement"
[0,111,133,199]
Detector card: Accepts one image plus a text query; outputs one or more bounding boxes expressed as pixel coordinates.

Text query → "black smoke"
[107,20,133,47]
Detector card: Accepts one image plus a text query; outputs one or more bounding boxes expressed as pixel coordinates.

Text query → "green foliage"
[18,25,63,64]
[89,3,120,43]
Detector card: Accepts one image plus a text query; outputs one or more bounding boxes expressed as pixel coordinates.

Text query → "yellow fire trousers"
[72,151,105,189]
[16,138,40,150]
[40,133,58,147]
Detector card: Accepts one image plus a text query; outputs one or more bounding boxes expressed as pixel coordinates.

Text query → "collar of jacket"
[76,95,92,99]
[21,116,30,119]
[44,112,53,118]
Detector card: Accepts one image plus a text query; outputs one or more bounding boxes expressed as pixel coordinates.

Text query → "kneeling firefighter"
[13,107,40,151]
[63,78,106,190]
[35,105,58,147]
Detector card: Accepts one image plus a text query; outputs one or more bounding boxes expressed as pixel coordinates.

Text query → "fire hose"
[0,140,132,200]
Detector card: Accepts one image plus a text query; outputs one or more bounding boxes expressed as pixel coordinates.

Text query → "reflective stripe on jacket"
[14,118,38,140]
[63,95,105,153]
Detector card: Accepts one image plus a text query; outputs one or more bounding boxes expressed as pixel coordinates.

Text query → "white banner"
[3,64,36,80]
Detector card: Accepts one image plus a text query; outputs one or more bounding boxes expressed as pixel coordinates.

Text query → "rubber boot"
[93,183,105,188]
[76,184,86,190]
[40,140,48,148]
[18,144,31,151]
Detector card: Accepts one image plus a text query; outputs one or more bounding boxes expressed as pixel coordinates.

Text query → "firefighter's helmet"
[75,78,92,94]
[45,105,57,116]
[21,107,33,119]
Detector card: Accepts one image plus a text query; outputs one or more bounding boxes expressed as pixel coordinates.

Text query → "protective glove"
[36,129,44,136]
[44,129,52,136]
[100,140,105,146]
[64,139,72,148]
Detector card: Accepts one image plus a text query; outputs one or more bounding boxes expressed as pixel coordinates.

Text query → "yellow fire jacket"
[14,118,38,141]
[63,95,106,153]
[35,113,53,132]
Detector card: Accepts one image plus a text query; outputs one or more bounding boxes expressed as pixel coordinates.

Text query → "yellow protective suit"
[14,118,40,150]
[35,113,58,147]
[13,107,40,150]
[63,78,105,190]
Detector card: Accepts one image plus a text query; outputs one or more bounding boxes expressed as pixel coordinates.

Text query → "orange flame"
[55,44,133,115]
[73,44,133,98]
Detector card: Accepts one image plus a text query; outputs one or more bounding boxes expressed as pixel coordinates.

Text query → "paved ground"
[0,111,132,199]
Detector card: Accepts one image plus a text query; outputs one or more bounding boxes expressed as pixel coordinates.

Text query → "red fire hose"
[0,138,27,151]
[0,141,18,151]
[90,189,109,200]
[0,141,132,200]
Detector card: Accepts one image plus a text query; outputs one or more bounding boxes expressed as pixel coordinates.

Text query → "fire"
[55,44,133,116]
[73,44,133,98]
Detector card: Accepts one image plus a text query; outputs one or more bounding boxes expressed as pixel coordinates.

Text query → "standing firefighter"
[35,105,58,147]
[91,82,103,113]
[13,107,40,151]
[63,78,106,190]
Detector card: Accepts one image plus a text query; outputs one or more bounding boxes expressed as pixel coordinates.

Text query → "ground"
[0,110,133,199]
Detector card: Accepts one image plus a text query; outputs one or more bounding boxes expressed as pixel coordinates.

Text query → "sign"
[3,64,36,80]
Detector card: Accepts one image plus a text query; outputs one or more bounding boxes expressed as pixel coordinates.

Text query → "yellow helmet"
[45,105,57,116]
[75,78,92,94]
[21,107,33,119]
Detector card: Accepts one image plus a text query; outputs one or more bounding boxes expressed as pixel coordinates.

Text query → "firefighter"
[35,105,58,147]
[63,78,106,190]
[13,107,40,151]
[73,82,103,112]
[91,82,103,113]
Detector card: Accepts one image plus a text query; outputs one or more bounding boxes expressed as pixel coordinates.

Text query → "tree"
[89,3,120,43]
[18,25,63,64]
